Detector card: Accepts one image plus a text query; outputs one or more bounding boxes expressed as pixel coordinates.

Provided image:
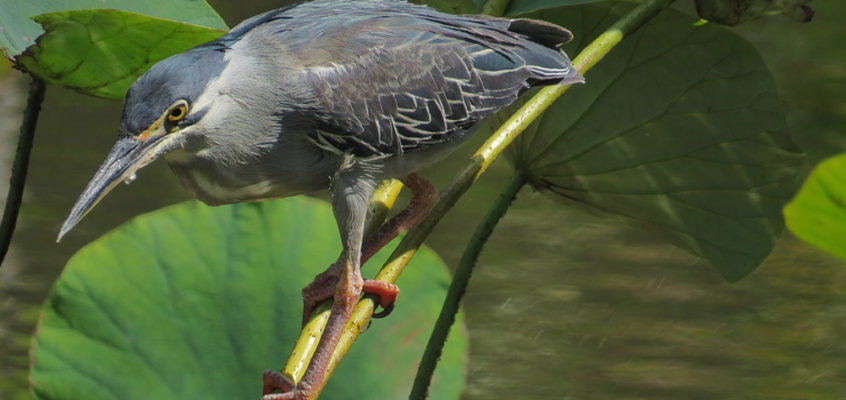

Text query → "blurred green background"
[1,1,844,399]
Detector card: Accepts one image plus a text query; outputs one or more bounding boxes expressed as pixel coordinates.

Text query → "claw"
[372,302,394,319]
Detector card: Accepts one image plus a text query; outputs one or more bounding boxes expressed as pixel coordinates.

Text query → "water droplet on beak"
[124,173,137,185]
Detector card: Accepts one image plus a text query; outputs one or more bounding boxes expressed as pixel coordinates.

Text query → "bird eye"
[167,103,188,122]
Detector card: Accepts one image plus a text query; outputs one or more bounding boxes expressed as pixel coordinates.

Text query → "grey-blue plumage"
[59,1,582,398]
[61,0,583,244]
[250,1,582,156]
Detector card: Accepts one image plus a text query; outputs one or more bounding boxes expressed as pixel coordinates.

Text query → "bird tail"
[508,18,584,85]
[508,18,574,48]
[487,16,584,85]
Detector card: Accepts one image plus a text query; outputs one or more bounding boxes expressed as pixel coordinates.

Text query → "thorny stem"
[280,0,677,395]
[409,173,526,400]
[0,77,45,267]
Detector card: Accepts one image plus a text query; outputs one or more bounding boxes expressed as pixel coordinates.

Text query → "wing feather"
[244,0,583,158]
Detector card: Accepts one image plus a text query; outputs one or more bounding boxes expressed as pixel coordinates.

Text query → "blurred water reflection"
[1,1,845,399]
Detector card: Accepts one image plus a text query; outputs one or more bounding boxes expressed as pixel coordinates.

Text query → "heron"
[58,0,583,398]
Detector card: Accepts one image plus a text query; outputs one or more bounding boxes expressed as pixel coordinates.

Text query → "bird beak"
[58,130,178,242]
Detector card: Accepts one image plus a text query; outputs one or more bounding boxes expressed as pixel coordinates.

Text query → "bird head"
[58,44,228,241]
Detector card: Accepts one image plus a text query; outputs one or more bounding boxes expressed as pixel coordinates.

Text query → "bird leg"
[263,159,375,400]
[263,173,436,400]
[262,256,362,400]
[299,173,435,323]
[360,173,436,264]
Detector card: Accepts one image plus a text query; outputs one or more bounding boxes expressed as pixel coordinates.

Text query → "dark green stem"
[409,174,526,400]
[0,77,45,267]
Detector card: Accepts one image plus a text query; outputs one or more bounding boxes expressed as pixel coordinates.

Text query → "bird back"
[224,0,584,158]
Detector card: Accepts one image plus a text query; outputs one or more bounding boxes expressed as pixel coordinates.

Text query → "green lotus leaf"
[30,197,467,400]
[504,0,608,16]
[423,0,483,14]
[693,0,814,26]
[784,154,846,261]
[507,3,803,281]
[16,9,226,99]
[0,0,226,60]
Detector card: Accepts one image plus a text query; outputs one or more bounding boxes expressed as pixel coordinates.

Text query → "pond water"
[1,1,845,399]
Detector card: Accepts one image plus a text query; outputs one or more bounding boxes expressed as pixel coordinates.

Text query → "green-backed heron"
[59,0,583,398]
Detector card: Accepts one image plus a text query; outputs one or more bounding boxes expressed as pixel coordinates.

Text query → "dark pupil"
[171,107,183,119]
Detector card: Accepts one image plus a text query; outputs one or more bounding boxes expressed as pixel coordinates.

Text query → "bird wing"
[248,1,582,158]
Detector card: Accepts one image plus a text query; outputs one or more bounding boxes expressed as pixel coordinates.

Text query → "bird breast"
[164,152,278,205]
[163,134,340,206]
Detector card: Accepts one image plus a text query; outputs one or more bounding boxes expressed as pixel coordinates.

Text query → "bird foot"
[299,173,433,325]
[262,370,312,400]
[302,267,399,324]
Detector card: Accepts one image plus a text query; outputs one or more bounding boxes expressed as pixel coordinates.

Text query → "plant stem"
[281,0,676,393]
[0,77,45,267]
[409,173,526,400]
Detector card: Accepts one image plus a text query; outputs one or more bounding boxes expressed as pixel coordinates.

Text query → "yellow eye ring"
[168,103,188,122]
